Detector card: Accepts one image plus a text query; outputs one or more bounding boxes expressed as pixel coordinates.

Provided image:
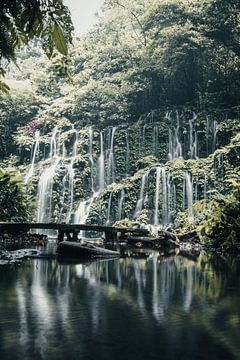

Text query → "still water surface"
[0,247,240,360]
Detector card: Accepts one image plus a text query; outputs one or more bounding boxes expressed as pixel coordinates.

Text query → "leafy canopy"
[0,0,73,92]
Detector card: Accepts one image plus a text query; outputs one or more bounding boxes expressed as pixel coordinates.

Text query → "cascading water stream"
[72,127,78,158]
[64,163,75,223]
[63,126,79,223]
[74,197,95,238]
[154,167,161,226]
[161,168,169,224]
[36,127,61,223]
[118,189,125,220]
[49,127,58,158]
[212,120,217,153]
[107,127,117,185]
[184,171,193,219]
[74,198,93,225]
[32,110,218,230]
[98,131,105,193]
[106,192,113,225]
[88,127,95,193]
[36,160,60,223]
[168,112,182,160]
[25,130,40,183]
[189,113,198,159]
[135,172,149,216]
[206,116,217,155]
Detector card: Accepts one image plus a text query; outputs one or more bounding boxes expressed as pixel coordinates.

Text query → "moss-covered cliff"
[8,108,239,232]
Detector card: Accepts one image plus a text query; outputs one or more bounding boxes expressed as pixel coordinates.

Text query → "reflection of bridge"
[0,222,149,243]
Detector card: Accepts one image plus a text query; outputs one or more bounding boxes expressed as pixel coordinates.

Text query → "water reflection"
[0,252,240,360]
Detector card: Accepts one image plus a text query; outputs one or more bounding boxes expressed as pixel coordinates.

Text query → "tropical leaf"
[0,80,10,93]
[52,22,68,56]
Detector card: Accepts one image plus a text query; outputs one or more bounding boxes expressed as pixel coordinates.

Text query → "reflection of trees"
[0,254,239,359]
[70,253,240,357]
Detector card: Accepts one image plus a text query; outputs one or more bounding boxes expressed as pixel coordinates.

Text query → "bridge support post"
[72,231,78,241]
[104,231,118,244]
[57,229,64,243]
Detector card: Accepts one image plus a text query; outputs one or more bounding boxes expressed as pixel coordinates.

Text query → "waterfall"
[36,159,60,223]
[184,171,193,219]
[212,120,217,152]
[174,112,183,159]
[168,112,182,160]
[74,197,95,238]
[153,167,172,225]
[135,172,148,216]
[36,127,62,223]
[25,130,40,183]
[88,127,95,193]
[154,167,161,226]
[189,113,198,159]
[206,116,217,155]
[98,131,105,193]
[64,163,75,223]
[168,111,200,160]
[161,169,167,223]
[171,181,177,222]
[64,126,79,222]
[74,198,93,224]
[72,128,78,157]
[49,127,59,158]
[161,169,171,224]
[59,168,67,222]
[106,192,113,225]
[168,129,173,161]
[206,115,210,155]
[118,189,125,220]
[107,127,116,185]
[62,143,67,158]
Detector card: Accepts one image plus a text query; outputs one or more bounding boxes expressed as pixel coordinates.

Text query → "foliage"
[0,0,73,91]
[199,181,240,252]
[69,0,240,123]
[0,168,34,221]
[3,0,240,125]
[177,180,240,252]
[0,89,41,159]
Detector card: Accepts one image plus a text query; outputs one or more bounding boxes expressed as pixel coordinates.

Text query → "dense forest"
[0,0,240,252]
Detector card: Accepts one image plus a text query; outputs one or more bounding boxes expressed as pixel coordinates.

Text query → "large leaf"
[0,80,10,93]
[52,22,68,56]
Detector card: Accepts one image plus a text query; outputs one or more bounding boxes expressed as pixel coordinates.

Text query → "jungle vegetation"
[0,0,239,247]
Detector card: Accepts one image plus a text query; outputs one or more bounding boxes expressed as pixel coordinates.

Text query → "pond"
[0,246,240,360]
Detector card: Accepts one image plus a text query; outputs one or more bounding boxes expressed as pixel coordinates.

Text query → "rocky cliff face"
[15,108,240,227]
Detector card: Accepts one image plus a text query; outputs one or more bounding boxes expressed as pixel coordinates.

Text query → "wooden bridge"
[0,222,149,243]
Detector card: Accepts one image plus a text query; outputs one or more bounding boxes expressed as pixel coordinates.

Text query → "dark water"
[0,247,240,360]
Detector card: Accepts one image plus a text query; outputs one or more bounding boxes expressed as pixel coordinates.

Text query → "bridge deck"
[0,222,149,236]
